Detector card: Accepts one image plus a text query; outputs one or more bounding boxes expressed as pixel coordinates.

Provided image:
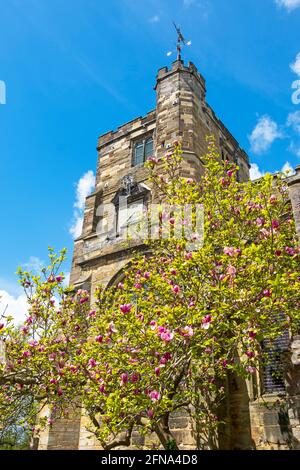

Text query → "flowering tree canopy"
[1,138,300,450]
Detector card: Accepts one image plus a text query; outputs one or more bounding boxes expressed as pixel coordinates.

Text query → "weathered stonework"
[38,60,300,450]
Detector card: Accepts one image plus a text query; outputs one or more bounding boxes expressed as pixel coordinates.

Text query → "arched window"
[133,136,154,166]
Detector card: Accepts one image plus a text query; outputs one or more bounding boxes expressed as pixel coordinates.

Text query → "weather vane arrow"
[167,23,191,60]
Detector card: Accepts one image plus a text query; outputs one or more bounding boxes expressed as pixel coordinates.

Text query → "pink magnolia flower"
[49,378,57,385]
[149,320,157,330]
[120,373,128,386]
[227,265,236,277]
[256,217,265,227]
[260,228,270,239]
[57,388,63,396]
[149,390,161,402]
[246,351,255,359]
[263,289,272,298]
[160,330,174,342]
[56,276,63,282]
[246,365,256,374]
[130,373,140,383]
[120,304,132,314]
[25,316,33,325]
[144,272,150,279]
[275,249,282,256]
[271,219,280,230]
[181,326,194,337]
[185,252,193,260]
[80,296,89,304]
[219,177,229,187]
[170,268,177,276]
[269,195,277,205]
[134,283,142,289]
[248,331,256,339]
[117,282,124,289]
[147,409,154,418]
[155,367,160,376]
[188,301,195,309]
[95,335,103,343]
[88,358,97,367]
[223,247,235,256]
[163,352,172,361]
[201,315,212,330]
[186,178,194,184]
[22,350,31,358]
[285,246,296,256]
[172,285,180,294]
[0,323,4,330]
[99,384,105,393]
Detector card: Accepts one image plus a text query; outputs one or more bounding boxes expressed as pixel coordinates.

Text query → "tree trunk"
[154,414,179,450]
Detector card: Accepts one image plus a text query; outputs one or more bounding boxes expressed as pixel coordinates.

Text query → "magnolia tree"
[1,137,300,450]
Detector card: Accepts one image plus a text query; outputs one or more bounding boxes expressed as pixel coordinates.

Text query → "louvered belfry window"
[262,327,289,394]
[133,137,153,166]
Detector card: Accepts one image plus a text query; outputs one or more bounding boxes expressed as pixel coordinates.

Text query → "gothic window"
[133,136,154,166]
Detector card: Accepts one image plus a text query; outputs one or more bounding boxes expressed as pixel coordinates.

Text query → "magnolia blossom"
[185,252,193,260]
[120,304,132,314]
[181,326,194,337]
[88,358,97,367]
[256,217,265,227]
[227,265,236,277]
[201,315,212,330]
[271,219,280,230]
[149,390,160,402]
[149,320,157,330]
[172,285,180,294]
[120,373,128,386]
[147,409,154,418]
[223,247,235,256]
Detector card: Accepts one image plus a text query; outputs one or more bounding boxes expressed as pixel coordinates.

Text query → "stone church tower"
[38,58,300,450]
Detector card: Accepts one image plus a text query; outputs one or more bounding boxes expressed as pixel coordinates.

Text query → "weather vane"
[167,23,191,60]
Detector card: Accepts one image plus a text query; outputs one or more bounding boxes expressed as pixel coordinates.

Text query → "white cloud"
[249,115,282,155]
[70,170,95,239]
[287,111,300,134]
[281,161,295,175]
[149,15,160,23]
[275,0,300,11]
[0,290,28,325]
[288,141,300,157]
[22,256,44,273]
[290,52,300,76]
[249,163,265,181]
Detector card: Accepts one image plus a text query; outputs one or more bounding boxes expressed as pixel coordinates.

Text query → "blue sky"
[0,0,300,320]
